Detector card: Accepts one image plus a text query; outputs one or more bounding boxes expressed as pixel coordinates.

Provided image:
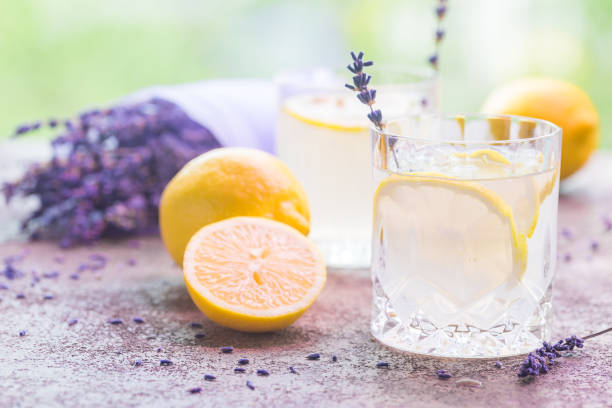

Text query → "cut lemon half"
[183,217,326,332]
[374,174,527,308]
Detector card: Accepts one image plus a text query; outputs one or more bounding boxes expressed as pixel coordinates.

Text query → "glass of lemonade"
[276,67,437,268]
[370,114,562,358]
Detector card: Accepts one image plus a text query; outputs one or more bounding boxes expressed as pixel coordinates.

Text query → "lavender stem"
[582,326,612,340]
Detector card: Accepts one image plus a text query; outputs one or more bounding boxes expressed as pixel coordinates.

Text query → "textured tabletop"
[1,154,611,408]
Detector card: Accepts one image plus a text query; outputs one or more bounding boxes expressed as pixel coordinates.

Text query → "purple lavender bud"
[116,349,122,355]
[436,369,451,379]
[133,317,144,324]
[238,358,249,365]
[157,347,162,352]
[590,240,599,252]
[352,73,371,91]
[0,283,8,290]
[42,271,60,279]
[16,293,25,299]
[43,294,54,300]
[15,124,31,135]
[332,354,337,362]
[189,387,202,394]
[48,119,58,128]
[220,346,234,354]
[204,374,216,381]
[563,253,572,263]
[428,54,439,68]
[494,361,502,369]
[561,227,573,239]
[134,360,142,367]
[289,366,298,374]
[603,216,612,231]
[194,333,206,339]
[160,359,172,366]
[19,330,27,337]
[32,121,42,131]
[306,353,320,360]
[357,89,377,106]
[246,380,255,390]
[108,318,123,325]
[436,5,446,19]
[190,322,203,328]
[256,369,269,376]
[127,258,137,266]
[436,29,445,43]
[367,109,383,128]
[68,318,78,326]
[376,361,390,368]
[69,273,79,280]
[234,367,246,373]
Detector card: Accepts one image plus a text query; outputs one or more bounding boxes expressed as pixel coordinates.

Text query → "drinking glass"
[276,67,437,268]
[370,114,562,357]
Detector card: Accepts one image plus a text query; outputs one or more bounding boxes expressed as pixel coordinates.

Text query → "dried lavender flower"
[108,318,122,325]
[246,380,255,390]
[436,369,451,379]
[289,366,298,374]
[345,52,383,130]
[190,322,203,328]
[429,0,448,70]
[43,294,54,300]
[256,369,269,376]
[16,293,25,299]
[237,358,249,365]
[133,317,144,324]
[376,361,390,369]
[189,387,202,394]
[68,318,78,326]
[194,333,206,339]
[134,360,142,367]
[0,283,8,290]
[332,354,337,362]
[234,367,246,373]
[204,374,216,381]
[306,353,320,360]
[19,330,27,336]
[4,98,220,247]
[494,361,503,369]
[518,334,588,378]
[220,346,234,354]
[160,359,172,366]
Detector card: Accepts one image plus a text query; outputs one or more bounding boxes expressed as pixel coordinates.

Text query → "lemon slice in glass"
[373,173,528,311]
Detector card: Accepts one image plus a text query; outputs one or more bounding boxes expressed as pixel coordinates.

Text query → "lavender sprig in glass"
[429,0,448,70]
[345,51,383,130]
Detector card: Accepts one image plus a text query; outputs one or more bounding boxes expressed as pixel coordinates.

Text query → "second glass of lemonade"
[276,67,437,268]
[370,114,562,358]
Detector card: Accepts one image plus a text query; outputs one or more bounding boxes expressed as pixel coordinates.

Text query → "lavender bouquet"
[2,80,275,247]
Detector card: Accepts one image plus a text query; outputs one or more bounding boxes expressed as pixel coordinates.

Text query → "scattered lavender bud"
[53,255,65,263]
[256,369,269,376]
[133,317,144,324]
[376,361,390,369]
[127,258,137,266]
[436,369,452,379]
[246,380,255,390]
[134,360,142,367]
[563,253,572,263]
[194,333,206,339]
[332,355,337,362]
[160,359,172,366]
[68,318,78,326]
[518,335,585,378]
[69,273,79,280]
[603,216,612,231]
[495,361,503,369]
[108,319,123,325]
[189,387,202,394]
[42,271,60,279]
[234,367,246,373]
[157,347,162,352]
[16,293,25,299]
[116,349,122,355]
[190,322,203,328]
[306,353,320,360]
[43,294,54,300]
[220,346,234,354]
[204,374,216,381]
[0,283,8,290]
[590,240,599,252]
[289,366,298,374]
[238,358,249,365]
[561,227,573,239]
[19,330,27,337]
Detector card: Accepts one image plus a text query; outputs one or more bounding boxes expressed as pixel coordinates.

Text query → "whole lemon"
[481,78,599,179]
[160,147,310,265]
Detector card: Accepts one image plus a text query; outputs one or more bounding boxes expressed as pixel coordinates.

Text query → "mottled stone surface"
[1,155,611,408]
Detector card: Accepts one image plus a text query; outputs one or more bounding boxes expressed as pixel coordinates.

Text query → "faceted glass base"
[370,275,553,358]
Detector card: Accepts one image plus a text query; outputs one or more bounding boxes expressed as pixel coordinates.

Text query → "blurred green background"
[1,0,610,146]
